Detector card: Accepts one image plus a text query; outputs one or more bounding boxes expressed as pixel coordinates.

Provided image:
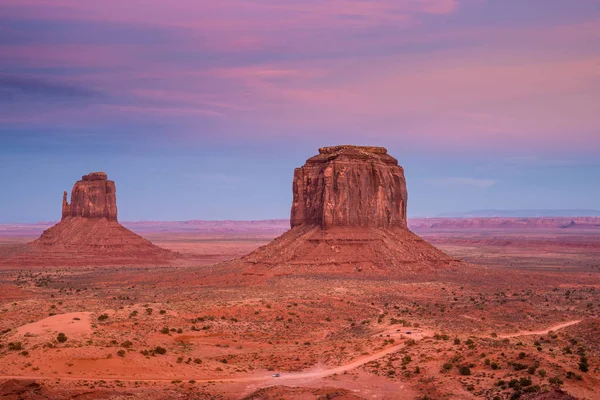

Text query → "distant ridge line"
[437,209,600,218]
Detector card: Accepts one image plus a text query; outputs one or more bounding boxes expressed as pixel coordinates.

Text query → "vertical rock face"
[62,172,118,221]
[28,171,175,264]
[291,145,408,229]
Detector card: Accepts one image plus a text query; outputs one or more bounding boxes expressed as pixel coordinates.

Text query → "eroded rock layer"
[28,172,175,264]
[62,172,118,221]
[291,145,407,229]
[239,145,459,276]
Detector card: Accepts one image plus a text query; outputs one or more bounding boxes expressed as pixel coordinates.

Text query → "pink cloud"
[1,0,458,31]
[0,45,138,68]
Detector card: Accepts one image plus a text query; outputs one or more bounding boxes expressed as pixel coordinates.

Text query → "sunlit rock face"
[290,145,408,229]
[62,172,118,221]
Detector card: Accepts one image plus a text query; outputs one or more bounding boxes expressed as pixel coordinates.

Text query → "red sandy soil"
[0,220,599,399]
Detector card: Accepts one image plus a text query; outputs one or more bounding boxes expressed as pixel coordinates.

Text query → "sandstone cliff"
[240,145,458,276]
[291,145,407,229]
[28,172,175,265]
[62,172,118,221]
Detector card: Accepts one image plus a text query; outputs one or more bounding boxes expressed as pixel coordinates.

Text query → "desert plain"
[0,218,598,400]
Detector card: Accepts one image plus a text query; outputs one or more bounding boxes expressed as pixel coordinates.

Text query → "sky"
[1,0,599,222]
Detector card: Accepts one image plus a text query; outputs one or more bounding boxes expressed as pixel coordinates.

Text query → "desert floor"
[0,224,598,399]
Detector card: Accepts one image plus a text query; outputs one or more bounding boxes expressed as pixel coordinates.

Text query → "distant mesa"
[62,172,118,221]
[28,172,175,264]
[240,145,458,275]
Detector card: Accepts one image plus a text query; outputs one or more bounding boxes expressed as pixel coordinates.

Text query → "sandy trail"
[0,321,581,384]
[497,320,581,338]
[0,333,425,384]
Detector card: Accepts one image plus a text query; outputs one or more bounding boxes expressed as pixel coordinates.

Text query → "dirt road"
[497,320,581,339]
[0,321,581,384]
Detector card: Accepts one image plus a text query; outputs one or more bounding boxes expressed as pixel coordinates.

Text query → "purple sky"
[1,0,599,222]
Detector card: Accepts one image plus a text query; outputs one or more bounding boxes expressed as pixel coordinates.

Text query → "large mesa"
[240,145,458,275]
[291,145,407,229]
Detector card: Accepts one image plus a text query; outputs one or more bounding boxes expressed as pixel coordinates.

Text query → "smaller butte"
[26,172,175,265]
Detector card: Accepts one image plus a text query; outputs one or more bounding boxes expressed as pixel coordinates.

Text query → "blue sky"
[1,0,599,222]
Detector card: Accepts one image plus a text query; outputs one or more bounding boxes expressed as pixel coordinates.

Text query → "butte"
[24,172,175,265]
[240,145,460,275]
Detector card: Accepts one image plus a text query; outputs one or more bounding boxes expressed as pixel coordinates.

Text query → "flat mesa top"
[82,172,108,181]
[308,145,399,165]
[319,145,388,155]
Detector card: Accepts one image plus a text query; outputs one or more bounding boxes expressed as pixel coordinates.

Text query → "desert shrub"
[491,362,499,370]
[442,363,453,371]
[117,349,126,357]
[20,351,29,356]
[519,377,532,387]
[508,379,521,390]
[548,376,563,388]
[177,356,184,363]
[528,366,537,374]
[566,371,582,380]
[161,327,170,334]
[513,363,527,371]
[57,333,67,343]
[8,342,22,351]
[121,340,133,348]
[97,314,109,321]
[159,310,166,314]
[459,366,471,376]
[154,346,167,355]
[518,352,527,359]
[538,369,547,377]
[193,358,202,364]
[145,308,153,315]
[524,385,540,393]
[454,338,461,345]
[579,356,589,373]
[177,328,183,334]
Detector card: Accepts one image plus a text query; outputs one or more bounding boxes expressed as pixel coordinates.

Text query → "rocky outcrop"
[291,145,407,229]
[62,172,118,221]
[240,145,458,276]
[28,172,176,264]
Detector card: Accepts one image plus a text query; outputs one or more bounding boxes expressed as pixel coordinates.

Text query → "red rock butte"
[291,145,407,229]
[240,145,459,275]
[62,172,118,221]
[26,172,175,265]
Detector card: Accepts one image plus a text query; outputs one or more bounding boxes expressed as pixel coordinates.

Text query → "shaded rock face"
[291,145,407,229]
[62,172,118,221]
[26,171,176,264]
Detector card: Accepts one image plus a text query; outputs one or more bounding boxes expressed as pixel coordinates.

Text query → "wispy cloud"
[426,177,497,188]
[0,73,103,98]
